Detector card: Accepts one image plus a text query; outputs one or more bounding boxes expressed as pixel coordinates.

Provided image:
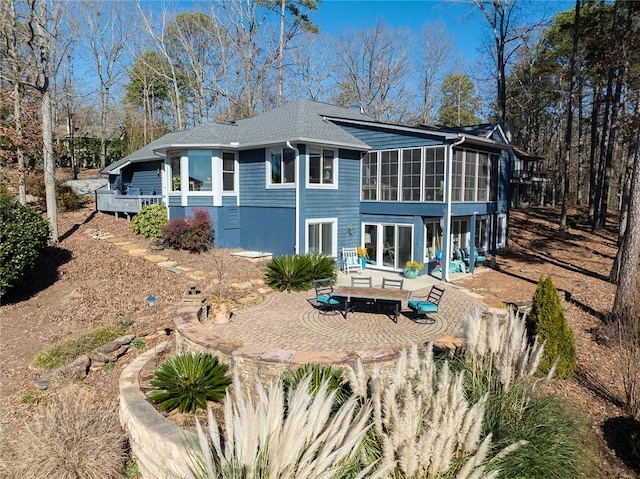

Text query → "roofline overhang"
[152,136,371,154]
[322,115,510,150]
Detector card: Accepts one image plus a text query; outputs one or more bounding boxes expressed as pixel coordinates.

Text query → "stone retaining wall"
[119,342,197,479]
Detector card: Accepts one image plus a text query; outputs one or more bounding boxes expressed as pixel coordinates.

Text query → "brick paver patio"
[213,283,485,355]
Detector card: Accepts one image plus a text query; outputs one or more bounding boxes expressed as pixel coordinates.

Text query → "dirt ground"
[0,181,638,476]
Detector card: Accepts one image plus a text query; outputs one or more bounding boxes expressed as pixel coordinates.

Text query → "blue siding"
[239,148,295,207]
[122,161,162,195]
[217,197,240,248]
[302,148,362,253]
[239,207,295,256]
[337,124,441,150]
[187,196,214,207]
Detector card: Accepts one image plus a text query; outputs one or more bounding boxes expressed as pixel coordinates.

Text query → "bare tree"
[26,0,58,242]
[418,22,452,125]
[1,0,27,205]
[473,0,542,128]
[332,21,413,122]
[78,1,133,169]
[289,33,332,101]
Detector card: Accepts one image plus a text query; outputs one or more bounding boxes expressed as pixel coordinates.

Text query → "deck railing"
[95,188,162,218]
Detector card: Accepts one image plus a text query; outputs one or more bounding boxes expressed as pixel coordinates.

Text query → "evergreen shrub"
[527,275,576,379]
[56,184,86,211]
[148,352,232,413]
[131,204,167,239]
[0,194,51,296]
[161,207,214,252]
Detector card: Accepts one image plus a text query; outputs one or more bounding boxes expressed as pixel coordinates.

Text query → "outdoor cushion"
[317,294,345,306]
[408,300,438,313]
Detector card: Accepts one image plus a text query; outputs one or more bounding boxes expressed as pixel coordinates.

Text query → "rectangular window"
[269,147,296,185]
[452,149,464,202]
[188,151,212,191]
[307,220,335,257]
[464,150,477,201]
[424,220,442,261]
[475,216,489,252]
[380,150,399,201]
[477,153,489,201]
[308,148,335,185]
[361,152,378,200]
[401,148,421,201]
[170,153,181,192]
[424,147,445,201]
[222,152,235,192]
[452,219,469,251]
[490,153,499,202]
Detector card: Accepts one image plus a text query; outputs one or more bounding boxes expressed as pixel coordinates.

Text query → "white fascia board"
[321,116,459,140]
[153,137,371,153]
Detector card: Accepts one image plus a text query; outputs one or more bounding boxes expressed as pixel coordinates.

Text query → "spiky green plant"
[264,254,314,291]
[527,275,576,379]
[306,252,337,282]
[281,364,352,411]
[148,353,231,413]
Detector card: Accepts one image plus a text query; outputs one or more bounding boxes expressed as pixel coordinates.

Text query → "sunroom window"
[170,153,181,192]
[188,151,212,191]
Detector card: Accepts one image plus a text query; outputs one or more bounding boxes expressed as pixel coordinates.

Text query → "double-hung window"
[222,152,236,192]
[308,147,335,185]
[269,147,296,185]
[170,153,181,192]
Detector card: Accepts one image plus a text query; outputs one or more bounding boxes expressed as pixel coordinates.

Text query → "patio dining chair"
[313,278,348,317]
[381,277,404,289]
[351,276,374,312]
[408,285,445,324]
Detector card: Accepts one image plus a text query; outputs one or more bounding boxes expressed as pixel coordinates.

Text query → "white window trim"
[305,217,338,258]
[266,146,296,188]
[221,151,238,196]
[362,222,413,271]
[306,146,338,189]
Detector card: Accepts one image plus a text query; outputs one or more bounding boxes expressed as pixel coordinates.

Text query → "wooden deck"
[95,189,162,218]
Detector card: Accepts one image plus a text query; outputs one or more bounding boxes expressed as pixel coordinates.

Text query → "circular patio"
[174,282,487,384]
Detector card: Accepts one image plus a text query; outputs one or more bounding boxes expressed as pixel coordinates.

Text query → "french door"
[362,223,412,270]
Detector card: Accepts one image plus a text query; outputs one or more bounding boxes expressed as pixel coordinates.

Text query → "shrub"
[264,254,314,291]
[161,207,214,252]
[281,363,352,411]
[32,323,126,370]
[56,184,86,211]
[6,385,124,479]
[148,352,232,413]
[307,252,337,281]
[0,194,51,296]
[131,204,167,239]
[527,275,576,379]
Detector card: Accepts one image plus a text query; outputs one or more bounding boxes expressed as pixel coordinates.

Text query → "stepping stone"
[165,267,183,274]
[120,243,142,250]
[157,261,178,268]
[186,271,207,280]
[175,265,192,272]
[106,237,129,244]
[144,254,170,263]
[128,248,148,256]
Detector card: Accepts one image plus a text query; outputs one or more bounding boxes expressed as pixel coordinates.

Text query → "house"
[99,99,513,281]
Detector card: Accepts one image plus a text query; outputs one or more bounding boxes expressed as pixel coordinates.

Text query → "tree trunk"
[612,140,640,323]
[576,75,584,206]
[42,85,58,243]
[588,85,601,225]
[278,0,285,106]
[560,0,580,233]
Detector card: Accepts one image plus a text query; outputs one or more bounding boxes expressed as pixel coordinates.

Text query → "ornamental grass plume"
[190,374,383,479]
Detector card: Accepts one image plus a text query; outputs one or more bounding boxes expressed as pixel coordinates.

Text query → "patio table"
[332,286,413,323]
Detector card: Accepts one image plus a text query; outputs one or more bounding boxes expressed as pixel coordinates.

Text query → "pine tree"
[527,275,576,379]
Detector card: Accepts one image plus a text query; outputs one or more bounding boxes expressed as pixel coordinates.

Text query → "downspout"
[287,141,300,254]
[443,136,466,281]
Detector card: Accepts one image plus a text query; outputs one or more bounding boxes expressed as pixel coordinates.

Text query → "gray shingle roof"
[101,131,183,174]
[152,99,372,151]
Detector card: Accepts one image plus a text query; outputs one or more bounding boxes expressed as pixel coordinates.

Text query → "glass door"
[364,223,413,270]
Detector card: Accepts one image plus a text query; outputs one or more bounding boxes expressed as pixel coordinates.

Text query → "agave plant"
[147,352,232,413]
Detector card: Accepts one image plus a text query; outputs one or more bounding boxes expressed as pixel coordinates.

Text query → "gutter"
[286,141,300,255]
[443,136,466,282]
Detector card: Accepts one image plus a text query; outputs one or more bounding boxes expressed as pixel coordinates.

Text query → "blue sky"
[313,0,575,67]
